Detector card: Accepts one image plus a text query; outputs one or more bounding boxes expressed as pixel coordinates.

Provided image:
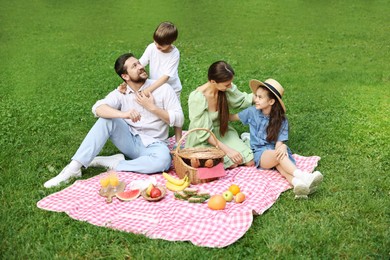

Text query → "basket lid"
[178,147,225,160]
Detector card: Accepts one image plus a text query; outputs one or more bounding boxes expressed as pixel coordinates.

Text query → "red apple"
[150,187,162,198]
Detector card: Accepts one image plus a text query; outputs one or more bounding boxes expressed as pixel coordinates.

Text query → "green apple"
[222,190,234,202]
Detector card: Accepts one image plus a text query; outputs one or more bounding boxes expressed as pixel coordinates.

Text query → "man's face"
[122,57,148,83]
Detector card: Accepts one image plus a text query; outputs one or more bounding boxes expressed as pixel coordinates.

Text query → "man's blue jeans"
[72,118,171,173]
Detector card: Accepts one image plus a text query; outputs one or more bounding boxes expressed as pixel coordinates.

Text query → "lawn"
[0,0,389,258]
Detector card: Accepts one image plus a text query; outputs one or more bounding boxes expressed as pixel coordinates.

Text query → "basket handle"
[175,127,221,154]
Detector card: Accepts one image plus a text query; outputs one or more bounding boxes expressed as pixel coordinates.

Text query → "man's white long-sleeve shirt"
[92,79,184,146]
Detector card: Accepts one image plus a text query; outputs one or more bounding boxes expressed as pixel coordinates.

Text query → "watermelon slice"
[116,189,141,201]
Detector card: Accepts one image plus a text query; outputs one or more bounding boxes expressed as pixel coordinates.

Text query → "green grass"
[1,0,389,258]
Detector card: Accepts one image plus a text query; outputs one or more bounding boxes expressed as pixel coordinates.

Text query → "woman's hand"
[229,113,239,122]
[275,143,287,161]
[226,147,243,165]
[208,136,243,165]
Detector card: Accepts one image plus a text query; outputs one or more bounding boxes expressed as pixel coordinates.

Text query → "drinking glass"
[109,172,119,192]
[99,176,109,193]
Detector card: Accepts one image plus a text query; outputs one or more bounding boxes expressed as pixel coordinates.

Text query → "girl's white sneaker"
[292,178,310,199]
[294,169,323,194]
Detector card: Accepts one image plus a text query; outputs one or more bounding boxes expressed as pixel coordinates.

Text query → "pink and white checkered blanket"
[37,154,320,248]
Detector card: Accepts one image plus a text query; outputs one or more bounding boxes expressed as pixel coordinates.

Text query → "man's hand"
[141,88,151,97]
[136,91,155,111]
[123,109,141,122]
[118,82,127,94]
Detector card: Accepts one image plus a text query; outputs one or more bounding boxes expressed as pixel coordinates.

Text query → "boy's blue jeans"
[72,118,171,174]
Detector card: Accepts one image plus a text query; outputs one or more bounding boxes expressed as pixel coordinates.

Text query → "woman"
[185,61,254,169]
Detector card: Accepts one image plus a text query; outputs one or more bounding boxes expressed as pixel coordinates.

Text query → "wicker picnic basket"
[172,128,226,184]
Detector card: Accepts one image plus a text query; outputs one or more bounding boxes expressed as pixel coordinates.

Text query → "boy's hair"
[114,53,134,81]
[208,61,235,137]
[153,22,178,46]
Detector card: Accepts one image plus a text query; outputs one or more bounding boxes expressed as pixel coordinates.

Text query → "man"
[44,53,184,188]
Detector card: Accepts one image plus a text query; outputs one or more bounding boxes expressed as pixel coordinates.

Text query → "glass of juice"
[100,176,109,193]
[109,172,119,192]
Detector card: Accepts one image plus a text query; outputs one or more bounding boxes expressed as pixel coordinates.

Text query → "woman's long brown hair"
[261,86,286,142]
[208,61,235,136]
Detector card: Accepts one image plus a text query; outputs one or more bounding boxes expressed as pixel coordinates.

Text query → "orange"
[207,195,226,210]
[235,192,246,203]
[229,184,240,195]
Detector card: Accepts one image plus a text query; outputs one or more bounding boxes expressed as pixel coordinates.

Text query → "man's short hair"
[153,22,178,46]
[114,53,134,80]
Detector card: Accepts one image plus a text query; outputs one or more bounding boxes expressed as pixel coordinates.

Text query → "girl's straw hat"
[249,78,286,112]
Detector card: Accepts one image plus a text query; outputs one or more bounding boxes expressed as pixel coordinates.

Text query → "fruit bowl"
[141,185,166,201]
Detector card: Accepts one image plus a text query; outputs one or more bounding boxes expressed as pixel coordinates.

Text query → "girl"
[230,78,323,198]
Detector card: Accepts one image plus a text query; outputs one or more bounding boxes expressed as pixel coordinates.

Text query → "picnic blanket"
[37,154,320,248]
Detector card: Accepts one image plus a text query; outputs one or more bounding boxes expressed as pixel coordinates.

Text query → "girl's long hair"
[261,86,286,142]
[208,61,234,136]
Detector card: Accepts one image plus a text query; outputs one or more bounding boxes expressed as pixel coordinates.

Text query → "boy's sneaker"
[240,132,250,142]
[44,165,82,188]
[89,154,125,169]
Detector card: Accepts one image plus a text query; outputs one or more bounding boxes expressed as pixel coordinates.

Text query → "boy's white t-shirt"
[139,43,182,93]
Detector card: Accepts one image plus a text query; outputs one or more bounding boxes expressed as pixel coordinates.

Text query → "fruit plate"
[141,185,167,202]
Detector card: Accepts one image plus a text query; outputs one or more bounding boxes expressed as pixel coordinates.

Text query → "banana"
[162,172,188,186]
[146,183,154,196]
[165,180,190,192]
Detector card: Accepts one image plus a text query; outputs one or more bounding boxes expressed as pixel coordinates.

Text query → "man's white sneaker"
[241,132,250,142]
[44,165,82,188]
[89,154,125,169]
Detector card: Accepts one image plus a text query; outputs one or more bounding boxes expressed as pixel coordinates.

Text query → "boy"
[120,21,183,145]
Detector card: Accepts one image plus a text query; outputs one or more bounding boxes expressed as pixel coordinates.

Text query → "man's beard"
[130,70,148,83]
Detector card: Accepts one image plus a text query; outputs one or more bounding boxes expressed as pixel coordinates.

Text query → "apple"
[222,190,234,202]
[150,187,162,198]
